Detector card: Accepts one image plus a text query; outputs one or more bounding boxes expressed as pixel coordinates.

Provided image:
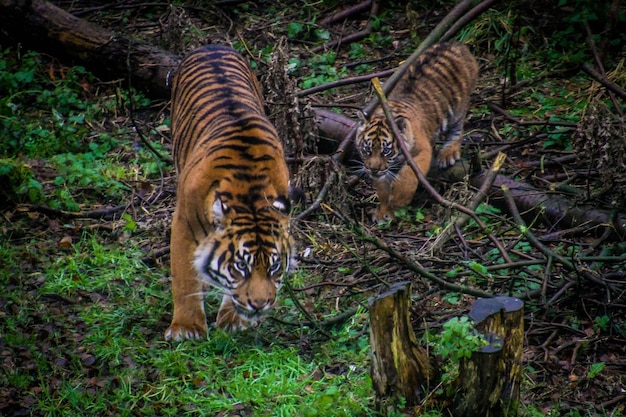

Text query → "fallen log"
[468,170,626,238]
[0,0,179,98]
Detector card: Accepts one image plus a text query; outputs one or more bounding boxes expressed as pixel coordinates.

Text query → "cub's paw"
[437,148,461,168]
[373,207,395,225]
[164,321,208,341]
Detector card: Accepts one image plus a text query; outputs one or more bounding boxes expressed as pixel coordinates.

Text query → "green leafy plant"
[429,316,488,392]
[298,51,348,89]
[0,158,43,204]
[593,315,610,333]
[587,362,605,379]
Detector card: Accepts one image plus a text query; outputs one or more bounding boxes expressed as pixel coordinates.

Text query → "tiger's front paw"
[164,319,208,341]
[373,206,395,224]
[215,301,256,332]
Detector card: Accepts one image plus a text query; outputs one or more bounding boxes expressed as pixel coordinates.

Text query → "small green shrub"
[429,316,488,393]
[0,158,43,205]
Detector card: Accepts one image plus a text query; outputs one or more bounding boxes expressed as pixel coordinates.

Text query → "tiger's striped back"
[387,42,477,154]
[171,45,268,175]
[165,45,294,341]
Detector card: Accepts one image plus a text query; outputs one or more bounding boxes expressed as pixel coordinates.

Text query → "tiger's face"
[356,115,409,182]
[193,196,293,331]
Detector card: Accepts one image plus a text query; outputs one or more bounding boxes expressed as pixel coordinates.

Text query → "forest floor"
[1,0,625,416]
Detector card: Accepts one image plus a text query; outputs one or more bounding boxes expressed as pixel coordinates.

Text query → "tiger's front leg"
[373,178,394,223]
[437,118,464,168]
[215,295,256,332]
[376,149,432,222]
[164,211,208,341]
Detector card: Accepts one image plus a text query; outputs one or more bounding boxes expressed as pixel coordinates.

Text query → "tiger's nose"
[248,298,272,311]
[369,168,385,178]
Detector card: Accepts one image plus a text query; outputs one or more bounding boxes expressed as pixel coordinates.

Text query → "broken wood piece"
[368,281,434,410]
[453,296,524,417]
[0,0,180,98]
[319,0,373,26]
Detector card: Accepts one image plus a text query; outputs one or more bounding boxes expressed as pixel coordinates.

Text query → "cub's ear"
[272,195,291,215]
[356,110,368,139]
[395,117,414,145]
[211,196,228,227]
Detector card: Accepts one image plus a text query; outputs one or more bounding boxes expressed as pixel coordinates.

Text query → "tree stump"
[453,296,524,417]
[368,282,434,411]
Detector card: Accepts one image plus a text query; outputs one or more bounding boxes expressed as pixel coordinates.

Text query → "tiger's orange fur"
[356,42,478,222]
[165,45,294,341]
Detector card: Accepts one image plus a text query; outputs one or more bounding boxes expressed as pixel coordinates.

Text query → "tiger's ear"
[272,195,291,215]
[356,110,368,140]
[356,110,367,124]
[395,117,414,145]
[211,197,228,228]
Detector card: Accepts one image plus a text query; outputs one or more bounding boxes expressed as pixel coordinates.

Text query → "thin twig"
[441,0,498,42]
[584,22,624,116]
[294,158,339,221]
[297,69,394,97]
[316,191,494,298]
[312,0,379,53]
[283,279,332,338]
[427,153,511,262]
[358,226,494,298]
[580,63,626,101]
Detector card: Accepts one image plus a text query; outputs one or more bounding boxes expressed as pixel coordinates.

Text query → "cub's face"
[193,197,293,325]
[356,116,404,181]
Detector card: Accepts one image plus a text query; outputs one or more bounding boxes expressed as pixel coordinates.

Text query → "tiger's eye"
[269,260,282,275]
[234,260,248,273]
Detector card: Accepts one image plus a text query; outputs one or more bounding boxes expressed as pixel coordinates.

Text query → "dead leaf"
[58,235,72,249]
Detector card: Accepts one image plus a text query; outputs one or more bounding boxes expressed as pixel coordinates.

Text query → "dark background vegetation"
[1,0,625,415]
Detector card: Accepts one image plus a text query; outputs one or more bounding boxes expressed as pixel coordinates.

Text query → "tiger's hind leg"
[437,117,464,168]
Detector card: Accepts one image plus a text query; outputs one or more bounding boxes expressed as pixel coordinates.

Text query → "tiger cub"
[356,42,478,223]
[165,45,294,341]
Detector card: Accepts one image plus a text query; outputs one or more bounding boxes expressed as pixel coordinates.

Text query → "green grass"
[0,236,375,416]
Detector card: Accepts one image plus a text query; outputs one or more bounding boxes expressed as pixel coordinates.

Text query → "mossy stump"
[453,296,524,417]
[368,282,434,411]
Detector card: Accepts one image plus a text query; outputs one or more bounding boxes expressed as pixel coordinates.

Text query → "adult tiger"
[165,45,294,341]
[356,42,478,223]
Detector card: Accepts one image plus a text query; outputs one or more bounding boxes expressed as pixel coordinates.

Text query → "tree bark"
[453,296,524,417]
[0,0,179,99]
[368,282,435,411]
